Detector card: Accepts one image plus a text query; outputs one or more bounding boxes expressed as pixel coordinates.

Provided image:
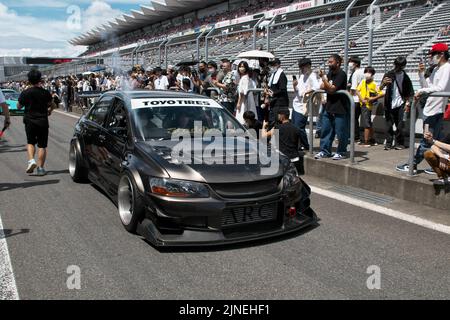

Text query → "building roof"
[69,0,225,46]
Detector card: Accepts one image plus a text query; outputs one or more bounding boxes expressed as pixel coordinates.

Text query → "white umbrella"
[237,50,275,59]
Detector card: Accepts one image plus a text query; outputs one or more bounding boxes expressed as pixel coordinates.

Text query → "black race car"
[69,91,318,246]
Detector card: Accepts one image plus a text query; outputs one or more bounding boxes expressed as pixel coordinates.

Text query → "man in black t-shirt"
[262,110,305,175]
[243,111,262,139]
[18,69,56,176]
[315,54,349,160]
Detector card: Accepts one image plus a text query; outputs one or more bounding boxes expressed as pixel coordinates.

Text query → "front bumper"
[137,208,317,247]
[137,181,318,247]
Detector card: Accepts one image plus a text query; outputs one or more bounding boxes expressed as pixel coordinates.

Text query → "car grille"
[221,202,278,227]
[211,178,282,199]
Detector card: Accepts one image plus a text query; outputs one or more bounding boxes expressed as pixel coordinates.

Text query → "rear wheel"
[118,173,145,233]
[69,142,88,183]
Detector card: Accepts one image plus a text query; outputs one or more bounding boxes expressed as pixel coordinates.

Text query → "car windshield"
[5,93,19,100]
[133,104,245,141]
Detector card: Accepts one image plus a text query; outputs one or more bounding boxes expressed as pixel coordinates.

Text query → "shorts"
[25,122,49,148]
[360,106,372,129]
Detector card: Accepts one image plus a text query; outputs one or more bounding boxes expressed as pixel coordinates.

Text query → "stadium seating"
[40,0,450,84]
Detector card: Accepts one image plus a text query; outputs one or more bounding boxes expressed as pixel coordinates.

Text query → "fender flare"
[122,161,146,196]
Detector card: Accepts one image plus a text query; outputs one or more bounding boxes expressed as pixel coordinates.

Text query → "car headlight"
[283,163,301,189]
[149,178,210,198]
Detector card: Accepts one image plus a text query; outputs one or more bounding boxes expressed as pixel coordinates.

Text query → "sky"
[0,1,143,57]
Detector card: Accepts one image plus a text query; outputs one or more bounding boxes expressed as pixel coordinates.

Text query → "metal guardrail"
[307,89,356,164]
[408,92,450,177]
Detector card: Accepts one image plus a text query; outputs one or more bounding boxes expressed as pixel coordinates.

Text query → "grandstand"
[37,0,449,87]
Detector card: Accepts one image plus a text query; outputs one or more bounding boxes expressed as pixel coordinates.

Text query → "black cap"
[298,58,312,67]
[268,58,281,66]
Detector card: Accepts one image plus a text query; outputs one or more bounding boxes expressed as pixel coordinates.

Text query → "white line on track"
[311,186,450,235]
[53,110,82,120]
[0,215,20,300]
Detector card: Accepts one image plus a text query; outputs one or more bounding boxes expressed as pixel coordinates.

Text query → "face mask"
[365,73,373,81]
[271,67,278,73]
[239,67,246,74]
[432,55,441,65]
[208,69,215,74]
[348,63,355,70]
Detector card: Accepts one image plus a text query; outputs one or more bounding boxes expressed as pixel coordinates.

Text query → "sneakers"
[314,151,331,159]
[358,141,371,147]
[36,167,47,176]
[384,143,394,150]
[332,153,346,161]
[396,163,417,175]
[395,145,407,150]
[424,168,437,175]
[26,159,37,174]
[433,178,449,186]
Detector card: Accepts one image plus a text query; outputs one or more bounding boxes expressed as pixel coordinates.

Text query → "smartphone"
[424,124,429,134]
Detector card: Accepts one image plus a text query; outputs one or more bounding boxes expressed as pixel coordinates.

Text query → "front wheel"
[118,173,145,233]
[69,142,88,183]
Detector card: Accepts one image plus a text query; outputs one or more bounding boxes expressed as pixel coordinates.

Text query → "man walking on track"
[17,70,56,176]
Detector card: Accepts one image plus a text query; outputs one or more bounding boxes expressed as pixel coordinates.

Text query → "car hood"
[135,138,286,183]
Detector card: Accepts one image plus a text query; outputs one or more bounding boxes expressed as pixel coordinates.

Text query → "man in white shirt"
[292,58,320,150]
[348,56,365,141]
[153,67,169,91]
[82,78,92,92]
[396,43,450,174]
[0,90,11,132]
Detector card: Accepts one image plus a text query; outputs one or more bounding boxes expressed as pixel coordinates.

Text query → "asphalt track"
[0,112,449,299]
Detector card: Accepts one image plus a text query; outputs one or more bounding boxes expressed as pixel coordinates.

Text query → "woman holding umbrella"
[236,61,257,125]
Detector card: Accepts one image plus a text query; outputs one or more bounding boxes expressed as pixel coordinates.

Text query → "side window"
[107,100,129,139]
[107,100,128,129]
[88,97,113,126]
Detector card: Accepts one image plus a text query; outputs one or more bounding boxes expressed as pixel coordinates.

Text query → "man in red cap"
[396,43,450,175]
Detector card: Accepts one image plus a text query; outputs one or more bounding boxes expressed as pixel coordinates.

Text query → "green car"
[1,89,23,116]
